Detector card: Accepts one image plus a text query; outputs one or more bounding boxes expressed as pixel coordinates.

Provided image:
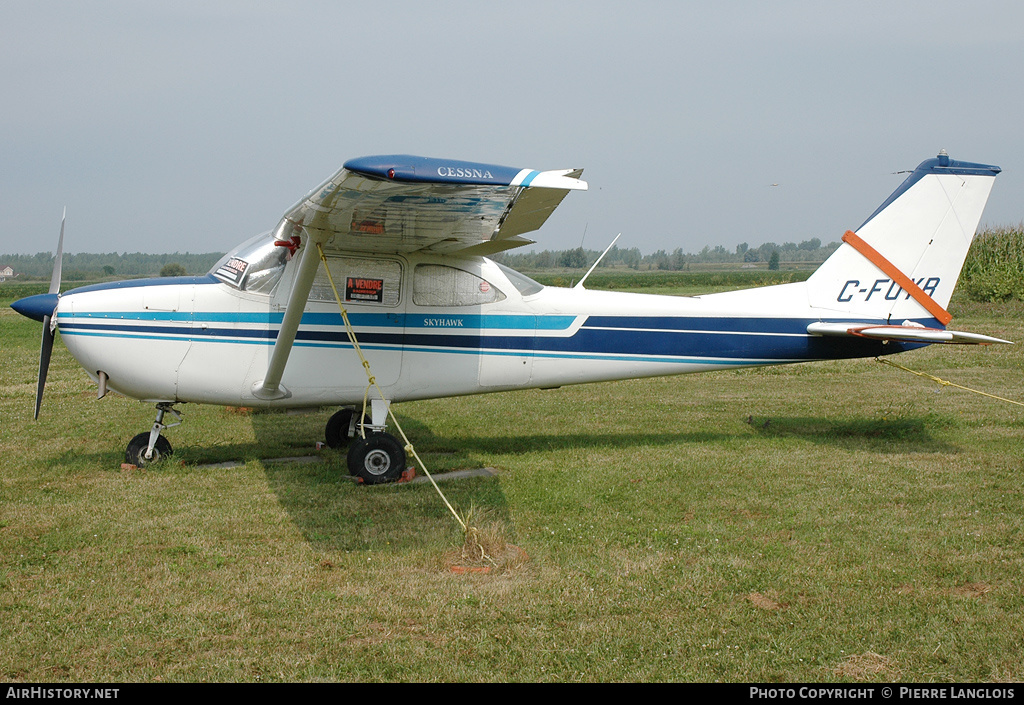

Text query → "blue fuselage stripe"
[56,313,906,362]
[59,311,576,330]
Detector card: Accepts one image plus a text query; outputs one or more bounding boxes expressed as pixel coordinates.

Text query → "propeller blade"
[29,210,64,419]
[35,315,56,420]
[50,208,65,295]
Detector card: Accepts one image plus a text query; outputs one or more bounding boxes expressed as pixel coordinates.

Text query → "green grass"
[2,287,1023,682]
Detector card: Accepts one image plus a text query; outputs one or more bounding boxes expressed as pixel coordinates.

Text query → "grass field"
[1,282,1022,682]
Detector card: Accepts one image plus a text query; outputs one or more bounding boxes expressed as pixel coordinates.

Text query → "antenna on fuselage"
[574,233,621,290]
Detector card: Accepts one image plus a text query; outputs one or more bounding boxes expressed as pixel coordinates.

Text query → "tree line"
[492,238,838,271]
[0,251,224,280]
[1,237,839,281]
[4,229,1021,304]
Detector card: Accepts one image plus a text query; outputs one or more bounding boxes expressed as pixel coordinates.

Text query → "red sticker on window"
[346,277,384,303]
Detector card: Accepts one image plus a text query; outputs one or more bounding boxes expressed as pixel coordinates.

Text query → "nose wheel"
[125,432,172,467]
[124,402,181,467]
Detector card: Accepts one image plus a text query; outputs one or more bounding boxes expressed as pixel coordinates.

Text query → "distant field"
[530,268,814,295]
[2,280,1023,682]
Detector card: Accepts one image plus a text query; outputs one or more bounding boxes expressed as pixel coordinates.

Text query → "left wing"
[807,321,1012,345]
[272,155,587,257]
[253,155,586,400]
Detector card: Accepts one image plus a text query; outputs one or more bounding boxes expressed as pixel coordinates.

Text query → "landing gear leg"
[124,402,181,467]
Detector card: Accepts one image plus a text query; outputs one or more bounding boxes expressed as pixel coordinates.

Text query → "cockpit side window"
[413,264,506,306]
[211,233,288,295]
[309,257,402,306]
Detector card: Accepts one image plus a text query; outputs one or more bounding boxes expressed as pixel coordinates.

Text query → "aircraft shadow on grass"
[39,408,959,551]
[45,405,959,471]
[253,411,959,551]
[742,414,960,454]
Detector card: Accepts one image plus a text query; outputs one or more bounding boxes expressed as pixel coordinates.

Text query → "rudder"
[806,152,1000,325]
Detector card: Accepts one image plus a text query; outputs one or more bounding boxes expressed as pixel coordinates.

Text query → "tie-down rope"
[875,356,1024,408]
[315,243,466,532]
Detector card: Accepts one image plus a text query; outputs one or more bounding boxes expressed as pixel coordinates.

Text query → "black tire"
[324,408,369,449]
[125,432,173,467]
[347,433,406,485]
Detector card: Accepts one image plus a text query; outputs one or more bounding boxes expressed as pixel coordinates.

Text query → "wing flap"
[807,321,1012,345]
[495,186,573,241]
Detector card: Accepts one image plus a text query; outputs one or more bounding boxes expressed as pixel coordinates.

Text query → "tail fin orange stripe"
[841,230,953,325]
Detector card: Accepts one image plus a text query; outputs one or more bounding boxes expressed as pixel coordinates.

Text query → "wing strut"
[251,231,326,400]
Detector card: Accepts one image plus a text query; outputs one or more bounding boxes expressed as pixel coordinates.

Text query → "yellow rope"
[875,357,1024,408]
[315,244,466,531]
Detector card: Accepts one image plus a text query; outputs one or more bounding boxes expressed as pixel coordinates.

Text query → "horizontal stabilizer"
[807,321,1012,345]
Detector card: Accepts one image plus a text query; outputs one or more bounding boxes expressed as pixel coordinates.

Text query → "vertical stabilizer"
[806,153,1000,324]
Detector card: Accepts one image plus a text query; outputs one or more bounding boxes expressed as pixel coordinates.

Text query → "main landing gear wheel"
[324,407,370,449]
[347,433,406,485]
[125,432,173,467]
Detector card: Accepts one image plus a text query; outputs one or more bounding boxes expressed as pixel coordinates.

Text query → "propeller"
[10,210,65,419]
[34,210,65,419]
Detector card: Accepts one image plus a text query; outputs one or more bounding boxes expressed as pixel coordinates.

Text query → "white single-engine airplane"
[12,151,1008,483]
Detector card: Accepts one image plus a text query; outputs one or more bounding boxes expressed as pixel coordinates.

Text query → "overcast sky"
[2,1,1022,258]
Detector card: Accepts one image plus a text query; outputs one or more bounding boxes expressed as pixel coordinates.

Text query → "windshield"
[211,232,289,295]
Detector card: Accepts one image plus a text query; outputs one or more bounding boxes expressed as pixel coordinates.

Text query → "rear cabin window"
[413,264,506,307]
[310,257,402,306]
[495,262,544,297]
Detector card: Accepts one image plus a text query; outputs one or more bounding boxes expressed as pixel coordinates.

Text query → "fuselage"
[50,252,909,408]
